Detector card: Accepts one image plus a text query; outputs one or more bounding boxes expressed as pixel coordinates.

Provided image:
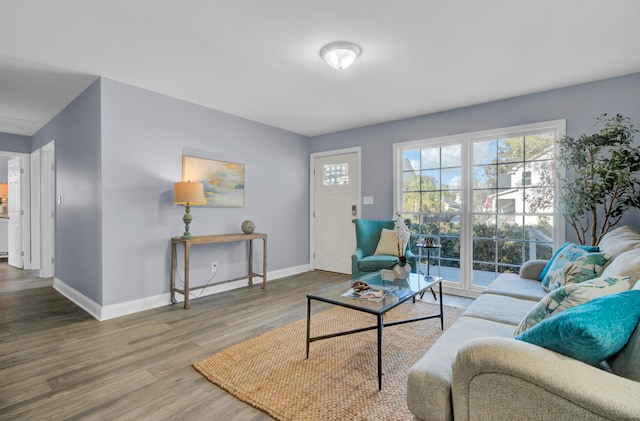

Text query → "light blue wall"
[31,80,102,303]
[0,132,31,153]
[100,78,310,306]
[309,72,640,241]
[0,157,9,183]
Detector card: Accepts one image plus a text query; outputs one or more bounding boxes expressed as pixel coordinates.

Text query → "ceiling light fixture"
[320,41,361,70]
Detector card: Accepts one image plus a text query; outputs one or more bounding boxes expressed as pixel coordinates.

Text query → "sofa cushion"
[598,225,640,256]
[482,273,547,302]
[541,244,611,292]
[515,290,640,365]
[601,247,640,284]
[538,242,599,281]
[514,276,632,336]
[462,293,537,326]
[407,316,516,421]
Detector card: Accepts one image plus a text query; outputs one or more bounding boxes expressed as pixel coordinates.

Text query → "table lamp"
[174,181,205,239]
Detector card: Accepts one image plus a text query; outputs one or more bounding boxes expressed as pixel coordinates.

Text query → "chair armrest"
[519,259,548,280]
[452,337,640,421]
[352,248,364,260]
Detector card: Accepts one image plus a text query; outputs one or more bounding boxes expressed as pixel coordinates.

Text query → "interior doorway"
[0,143,55,282]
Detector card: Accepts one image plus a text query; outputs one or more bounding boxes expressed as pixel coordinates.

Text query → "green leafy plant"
[557,114,640,245]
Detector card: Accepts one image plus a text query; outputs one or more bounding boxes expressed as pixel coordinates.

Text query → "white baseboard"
[54,264,312,321]
[53,278,102,320]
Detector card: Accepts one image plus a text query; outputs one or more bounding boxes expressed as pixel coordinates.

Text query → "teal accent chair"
[351,218,417,279]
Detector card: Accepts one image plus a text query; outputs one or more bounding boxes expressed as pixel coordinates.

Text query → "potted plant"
[557,114,640,245]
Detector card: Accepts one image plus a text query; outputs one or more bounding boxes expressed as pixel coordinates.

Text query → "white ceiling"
[1,0,640,137]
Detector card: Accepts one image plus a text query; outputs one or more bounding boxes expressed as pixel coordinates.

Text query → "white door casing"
[311,150,360,274]
[8,158,22,268]
[30,149,41,271]
[40,141,55,278]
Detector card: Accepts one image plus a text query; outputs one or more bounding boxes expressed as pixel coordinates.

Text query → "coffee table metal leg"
[378,313,383,390]
[439,282,444,330]
[306,297,311,358]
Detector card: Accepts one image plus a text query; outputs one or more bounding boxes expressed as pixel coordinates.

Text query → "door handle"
[352,204,357,216]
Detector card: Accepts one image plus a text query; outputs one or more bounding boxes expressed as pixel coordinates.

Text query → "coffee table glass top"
[307,271,439,315]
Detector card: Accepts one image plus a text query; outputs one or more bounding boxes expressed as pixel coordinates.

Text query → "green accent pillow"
[541,244,611,292]
[515,276,632,336]
[538,242,599,281]
[516,290,640,365]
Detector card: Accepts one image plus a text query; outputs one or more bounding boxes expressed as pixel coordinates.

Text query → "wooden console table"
[170,233,267,309]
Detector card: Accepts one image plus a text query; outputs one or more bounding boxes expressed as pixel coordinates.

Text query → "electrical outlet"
[211,261,218,273]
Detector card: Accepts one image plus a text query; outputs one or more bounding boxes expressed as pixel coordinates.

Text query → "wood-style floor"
[0,266,472,420]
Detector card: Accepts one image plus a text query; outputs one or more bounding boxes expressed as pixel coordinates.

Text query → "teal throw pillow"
[541,244,610,292]
[515,290,640,365]
[538,242,599,282]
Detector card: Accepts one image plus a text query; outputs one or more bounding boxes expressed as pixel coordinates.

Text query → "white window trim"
[393,119,566,296]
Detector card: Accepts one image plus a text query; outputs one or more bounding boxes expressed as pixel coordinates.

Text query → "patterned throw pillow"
[515,276,632,336]
[541,244,611,292]
[516,290,640,365]
[538,242,599,281]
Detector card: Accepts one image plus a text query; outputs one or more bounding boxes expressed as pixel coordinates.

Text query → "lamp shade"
[320,41,361,70]
[174,181,205,204]
[0,183,7,196]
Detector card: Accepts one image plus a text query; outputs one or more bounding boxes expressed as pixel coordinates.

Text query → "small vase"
[392,263,411,279]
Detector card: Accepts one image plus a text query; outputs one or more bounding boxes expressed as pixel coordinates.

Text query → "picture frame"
[182,155,245,207]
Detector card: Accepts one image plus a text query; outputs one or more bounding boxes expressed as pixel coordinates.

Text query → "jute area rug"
[193,300,464,421]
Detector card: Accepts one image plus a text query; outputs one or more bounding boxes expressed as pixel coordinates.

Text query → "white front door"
[8,158,22,268]
[313,151,359,274]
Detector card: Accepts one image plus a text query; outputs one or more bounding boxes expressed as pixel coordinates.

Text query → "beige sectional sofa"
[406,226,640,421]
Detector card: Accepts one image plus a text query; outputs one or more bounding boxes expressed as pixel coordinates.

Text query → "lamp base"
[182,204,193,239]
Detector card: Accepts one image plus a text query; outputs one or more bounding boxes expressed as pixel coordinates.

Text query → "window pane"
[403,192,420,212]
[497,240,524,266]
[421,192,441,212]
[525,188,554,213]
[403,150,420,171]
[442,144,461,167]
[473,140,497,165]
[525,161,554,187]
[474,165,496,188]
[421,170,440,190]
[442,168,461,190]
[473,215,496,238]
[421,148,440,169]
[497,215,523,240]
[525,133,554,161]
[323,163,348,185]
[497,137,524,163]
[473,189,496,213]
[403,171,420,191]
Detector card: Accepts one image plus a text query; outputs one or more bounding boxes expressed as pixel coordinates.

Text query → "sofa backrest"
[354,219,394,257]
[598,226,640,256]
[608,281,640,381]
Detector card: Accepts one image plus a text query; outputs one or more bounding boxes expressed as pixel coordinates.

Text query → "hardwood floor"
[0,269,471,420]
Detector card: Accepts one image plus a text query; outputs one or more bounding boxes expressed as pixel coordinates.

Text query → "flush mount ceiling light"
[320,41,361,70]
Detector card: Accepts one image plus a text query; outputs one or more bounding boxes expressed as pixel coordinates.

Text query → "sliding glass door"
[395,120,564,296]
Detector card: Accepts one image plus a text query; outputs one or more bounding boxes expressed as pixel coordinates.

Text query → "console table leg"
[184,243,190,309]
[248,239,254,286]
[262,237,267,289]
[170,242,177,304]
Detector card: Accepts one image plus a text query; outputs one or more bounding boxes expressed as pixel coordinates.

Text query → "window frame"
[393,119,566,297]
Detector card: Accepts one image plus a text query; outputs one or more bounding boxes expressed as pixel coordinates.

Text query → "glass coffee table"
[306,271,443,390]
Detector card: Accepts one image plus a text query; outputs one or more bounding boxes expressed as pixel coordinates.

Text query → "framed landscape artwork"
[182,155,245,207]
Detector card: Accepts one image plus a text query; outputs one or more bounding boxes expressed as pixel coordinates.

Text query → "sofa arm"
[452,337,640,421]
[519,259,548,280]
